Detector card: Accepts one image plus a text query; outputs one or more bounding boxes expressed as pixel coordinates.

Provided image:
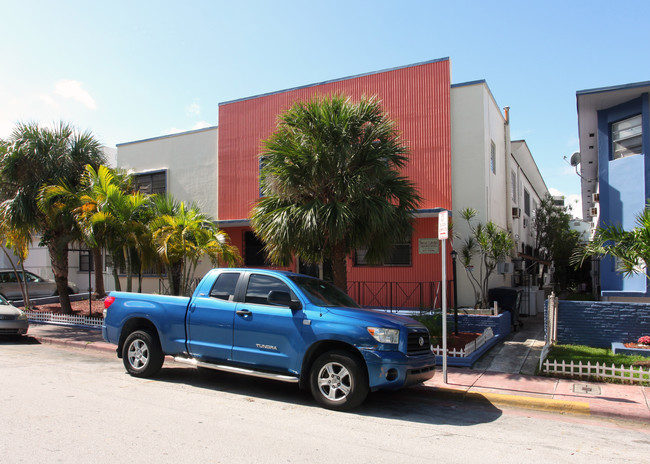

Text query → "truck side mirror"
[267,290,301,310]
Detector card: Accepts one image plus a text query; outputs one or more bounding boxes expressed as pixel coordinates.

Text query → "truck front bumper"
[361,349,436,391]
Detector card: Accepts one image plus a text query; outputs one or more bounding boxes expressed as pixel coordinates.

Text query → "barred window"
[355,238,412,266]
[133,170,167,195]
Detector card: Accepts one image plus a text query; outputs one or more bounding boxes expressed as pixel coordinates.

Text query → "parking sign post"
[438,210,449,383]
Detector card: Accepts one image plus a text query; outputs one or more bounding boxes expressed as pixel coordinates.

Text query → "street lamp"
[450,249,458,335]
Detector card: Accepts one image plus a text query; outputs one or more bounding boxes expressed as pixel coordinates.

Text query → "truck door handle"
[236,309,252,316]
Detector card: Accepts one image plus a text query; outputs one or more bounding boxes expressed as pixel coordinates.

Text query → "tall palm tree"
[251,95,421,291]
[150,196,239,295]
[41,165,136,297]
[0,122,105,313]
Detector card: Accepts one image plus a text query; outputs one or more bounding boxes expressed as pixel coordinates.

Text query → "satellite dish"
[569,152,581,167]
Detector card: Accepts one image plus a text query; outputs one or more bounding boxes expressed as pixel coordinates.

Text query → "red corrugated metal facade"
[218,59,453,306]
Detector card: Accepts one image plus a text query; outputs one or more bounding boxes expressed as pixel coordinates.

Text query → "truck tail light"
[103,296,115,319]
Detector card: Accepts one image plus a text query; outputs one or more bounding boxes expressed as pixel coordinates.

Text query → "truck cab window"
[245,274,294,305]
[209,272,240,301]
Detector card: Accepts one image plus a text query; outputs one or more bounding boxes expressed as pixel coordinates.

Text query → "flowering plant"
[638,336,650,346]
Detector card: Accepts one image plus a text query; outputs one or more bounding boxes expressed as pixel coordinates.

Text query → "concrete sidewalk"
[25,322,650,423]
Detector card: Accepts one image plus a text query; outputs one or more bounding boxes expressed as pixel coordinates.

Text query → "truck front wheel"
[122,330,164,378]
[309,351,369,411]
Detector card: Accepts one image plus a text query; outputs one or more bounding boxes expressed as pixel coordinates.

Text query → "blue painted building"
[576,81,650,299]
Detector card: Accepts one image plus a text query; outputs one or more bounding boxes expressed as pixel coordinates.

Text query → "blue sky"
[2,0,649,218]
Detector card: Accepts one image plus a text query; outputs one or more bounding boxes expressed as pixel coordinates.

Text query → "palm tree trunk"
[19,262,32,310]
[125,246,133,292]
[170,261,182,296]
[112,266,121,291]
[92,247,105,298]
[48,241,72,314]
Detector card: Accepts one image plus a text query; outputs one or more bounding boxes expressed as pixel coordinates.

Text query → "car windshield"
[289,276,360,308]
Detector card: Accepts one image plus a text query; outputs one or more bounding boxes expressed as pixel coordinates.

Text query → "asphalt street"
[1,341,648,464]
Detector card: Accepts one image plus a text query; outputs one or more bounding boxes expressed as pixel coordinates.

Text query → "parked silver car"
[0,295,28,336]
[0,270,79,301]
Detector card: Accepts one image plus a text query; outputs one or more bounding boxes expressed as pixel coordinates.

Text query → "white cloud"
[55,80,96,109]
[39,94,55,105]
[192,120,211,130]
[163,121,214,136]
[187,102,201,116]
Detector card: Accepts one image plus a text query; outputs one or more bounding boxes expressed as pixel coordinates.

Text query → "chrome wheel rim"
[127,339,149,370]
[317,362,351,402]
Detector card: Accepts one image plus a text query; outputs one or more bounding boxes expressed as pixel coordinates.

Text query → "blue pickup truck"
[102,268,436,410]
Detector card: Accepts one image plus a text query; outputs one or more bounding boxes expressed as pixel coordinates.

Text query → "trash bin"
[488,287,523,330]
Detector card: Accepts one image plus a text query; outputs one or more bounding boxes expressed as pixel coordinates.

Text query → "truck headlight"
[17,312,28,321]
[367,327,400,344]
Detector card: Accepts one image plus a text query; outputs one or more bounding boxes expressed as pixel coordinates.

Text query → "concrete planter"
[611,342,650,358]
[435,311,512,367]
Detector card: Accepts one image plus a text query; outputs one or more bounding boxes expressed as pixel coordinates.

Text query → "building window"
[244,231,268,266]
[524,189,531,216]
[511,170,517,203]
[355,238,411,266]
[490,141,496,174]
[133,170,167,195]
[612,114,642,160]
[79,250,92,272]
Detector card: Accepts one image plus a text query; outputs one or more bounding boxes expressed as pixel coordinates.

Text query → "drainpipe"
[504,107,513,235]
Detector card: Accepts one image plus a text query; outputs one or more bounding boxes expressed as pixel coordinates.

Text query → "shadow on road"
[152,364,503,426]
[0,334,40,344]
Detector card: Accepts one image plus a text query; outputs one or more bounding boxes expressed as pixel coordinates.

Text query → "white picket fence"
[26,311,103,328]
[542,359,650,384]
[433,327,494,357]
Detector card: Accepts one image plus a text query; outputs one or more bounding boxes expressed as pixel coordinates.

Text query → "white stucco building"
[451,81,548,306]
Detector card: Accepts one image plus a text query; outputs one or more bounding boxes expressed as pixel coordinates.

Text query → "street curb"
[32,335,115,355]
[28,333,650,424]
[428,386,591,416]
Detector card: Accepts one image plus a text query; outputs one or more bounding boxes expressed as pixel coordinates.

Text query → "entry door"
[187,272,240,362]
[231,274,304,373]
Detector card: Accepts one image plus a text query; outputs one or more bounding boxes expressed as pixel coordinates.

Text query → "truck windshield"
[289,276,360,308]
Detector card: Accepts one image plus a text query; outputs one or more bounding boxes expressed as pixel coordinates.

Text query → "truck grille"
[407,327,431,354]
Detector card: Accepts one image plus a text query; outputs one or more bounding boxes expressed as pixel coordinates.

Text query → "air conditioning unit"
[523,218,528,228]
[497,262,514,274]
[590,207,599,217]
[592,193,600,202]
[511,207,521,218]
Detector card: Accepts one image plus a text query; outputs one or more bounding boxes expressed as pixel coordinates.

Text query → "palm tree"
[41,165,137,297]
[0,122,105,313]
[572,203,650,280]
[150,196,239,295]
[251,95,421,291]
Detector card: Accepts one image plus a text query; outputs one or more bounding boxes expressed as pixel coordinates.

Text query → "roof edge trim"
[219,57,451,106]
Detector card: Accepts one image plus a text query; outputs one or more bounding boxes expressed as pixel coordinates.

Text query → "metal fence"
[347,280,455,312]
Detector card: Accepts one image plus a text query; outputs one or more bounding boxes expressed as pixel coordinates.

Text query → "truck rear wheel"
[309,350,369,411]
[122,330,164,377]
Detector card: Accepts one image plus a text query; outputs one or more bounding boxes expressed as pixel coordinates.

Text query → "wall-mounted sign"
[418,238,439,254]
